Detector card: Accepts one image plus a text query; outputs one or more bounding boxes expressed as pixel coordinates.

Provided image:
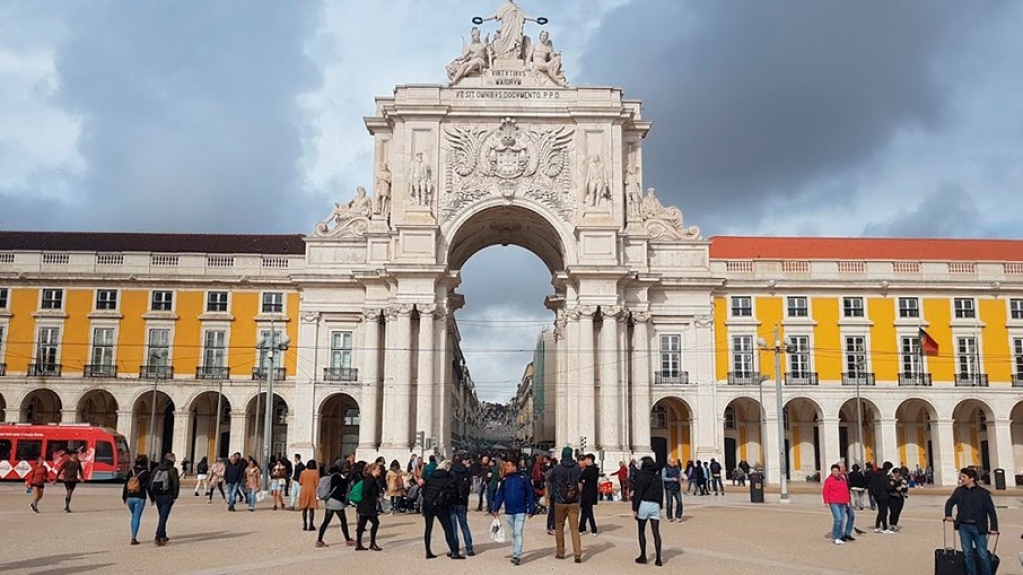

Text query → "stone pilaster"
[358,309,382,453]
[577,306,596,451]
[990,418,1016,477]
[630,312,652,455]
[931,419,956,486]
[598,307,620,452]
[381,304,413,452]
[414,304,437,452]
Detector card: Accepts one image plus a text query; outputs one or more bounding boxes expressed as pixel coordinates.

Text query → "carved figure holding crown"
[446,26,491,85]
[314,186,373,237]
[409,152,434,208]
[530,30,567,87]
[584,155,611,207]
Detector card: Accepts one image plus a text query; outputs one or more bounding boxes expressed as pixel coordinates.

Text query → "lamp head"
[756,337,767,348]
[280,335,292,348]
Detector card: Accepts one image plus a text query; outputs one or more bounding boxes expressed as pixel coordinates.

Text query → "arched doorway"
[650,397,691,468]
[319,393,360,463]
[77,389,118,429]
[245,393,288,461]
[784,397,823,478]
[133,390,175,459]
[838,397,880,467]
[722,397,762,472]
[895,398,937,471]
[21,389,62,424]
[952,399,994,473]
[188,391,231,462]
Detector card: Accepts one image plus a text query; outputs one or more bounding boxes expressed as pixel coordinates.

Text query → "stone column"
[818,418,841,469]
[4,407,19,423]
[577,307,596,451]
[358,309,382,453]
[415,305,436,451]
[558,310,578,448]
[435,309,451,456]
[931,418,956,486]
[598,307,620,452]
[116,410,135,446]
[763,416,782,486]
[170,410,190,461]
[381,304,413,452]
[228,412,246,456]
[990,418,1015,478]
[877,417,899,465]
[61,408,78,424]
[630,312,652,455]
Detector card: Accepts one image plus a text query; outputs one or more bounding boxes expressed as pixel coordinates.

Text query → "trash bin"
[749,471,764,503]
[994,468,1006,490]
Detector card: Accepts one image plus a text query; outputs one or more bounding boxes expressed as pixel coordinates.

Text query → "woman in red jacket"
[26,456,51,513]
[822,464,853,545]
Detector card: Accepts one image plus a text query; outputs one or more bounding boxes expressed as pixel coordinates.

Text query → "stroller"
[399,483,421,514]
[532,485,548,515]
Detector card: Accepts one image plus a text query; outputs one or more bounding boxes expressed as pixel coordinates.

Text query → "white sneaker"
[882,529,894,534]
[873,528,883,533]
[833,539,844,545]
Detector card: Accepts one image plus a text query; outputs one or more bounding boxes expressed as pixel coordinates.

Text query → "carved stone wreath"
[442,118,574,222]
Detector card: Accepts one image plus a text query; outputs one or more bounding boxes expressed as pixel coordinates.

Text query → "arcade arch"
[1011,401,1023,479]
[952,399,995,472]
[244,393,288,460]
[650,397,691,468]
[895,398,937,471]
[318,393,360,464]
[722,397,762,473]
[21,389,61,425]
[784,397,823,478]
[838,397,880,467]
[187,391,231,462]
[77,389,118,429]
[133,391,175,459]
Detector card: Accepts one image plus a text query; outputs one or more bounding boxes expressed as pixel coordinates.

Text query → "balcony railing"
[727,371,761,385]
[84,364,117,378]
[252,367,287,381]
[28,363,62,377]
[842,373,876,386]
[654,371,690,385]
[898,373,932,386]
[0,363,6,376]
[954,373,989,387]
[323,367,359,382]
[1014,374,1023,388]
[785,372,819,385]
[140,365,174,379]
[196,366,230,380]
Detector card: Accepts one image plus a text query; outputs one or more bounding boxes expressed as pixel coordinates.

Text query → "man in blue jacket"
[492,460,536,566]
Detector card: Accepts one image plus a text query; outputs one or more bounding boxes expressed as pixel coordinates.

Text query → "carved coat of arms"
[443,118,573,220]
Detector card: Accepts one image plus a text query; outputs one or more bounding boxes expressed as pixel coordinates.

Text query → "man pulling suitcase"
[939,467,999,575]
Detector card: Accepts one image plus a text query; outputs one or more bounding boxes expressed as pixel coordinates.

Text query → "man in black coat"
[578,454,599,535]
[224,452,245,512]
[421,461,463,560]
[449,454,475,556]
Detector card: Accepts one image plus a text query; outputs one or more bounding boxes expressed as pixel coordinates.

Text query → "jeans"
[828,503,852,540]
[664,487,683,520]
[289,482,301,508]
[506,513,526,560]
[959,524,993,575]
[554,503,582,559]
[154,495,174,541]
[845,504,856,535]
[449,504,474,553]
[850,487,866,509]
[247,488,257,510]
[712,476,725,494]
[126,497,146,540]
[486,483,498,513]
[227,482,241,508]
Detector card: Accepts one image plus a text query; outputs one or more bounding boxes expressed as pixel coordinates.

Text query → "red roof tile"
[709,236,1023,262]
[0,231,306,255]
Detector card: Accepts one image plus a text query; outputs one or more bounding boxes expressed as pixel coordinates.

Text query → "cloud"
[861,182,980,237]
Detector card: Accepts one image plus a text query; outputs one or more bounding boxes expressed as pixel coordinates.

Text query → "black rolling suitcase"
[935,521,1000,575]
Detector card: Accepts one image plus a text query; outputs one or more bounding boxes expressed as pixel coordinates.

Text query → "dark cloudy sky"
[2,1,1021,401]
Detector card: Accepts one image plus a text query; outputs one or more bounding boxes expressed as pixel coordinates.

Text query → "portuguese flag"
[919,328,939,356]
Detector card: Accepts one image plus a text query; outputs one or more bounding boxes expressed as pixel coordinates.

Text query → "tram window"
[46,440,86,460]
[96,441,115,465]
[16,440,42,461]
[0,439,11,460]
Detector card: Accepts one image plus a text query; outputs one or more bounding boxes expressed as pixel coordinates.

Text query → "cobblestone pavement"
[2,484,1022,575]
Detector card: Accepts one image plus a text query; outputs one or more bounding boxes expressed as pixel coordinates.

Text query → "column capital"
[384,303,414,319]
[631,310,651,324]
[567,305,596,320]
[301,312,320,324]
[417,303,440,319]
[600,305,622,319]
[362,308,382,322]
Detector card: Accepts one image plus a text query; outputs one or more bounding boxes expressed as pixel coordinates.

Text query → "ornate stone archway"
[290,2,712,464]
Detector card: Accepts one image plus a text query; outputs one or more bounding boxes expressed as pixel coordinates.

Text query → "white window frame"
[956,336,980,376]
[953,298,976,319]
[1013,338,1023,378]
[788,335,812,376]
[95,289,118,311]
[898,297,920,319]
[151,291,174,312]
[41,288,63,310]
[900,336,922,374]
[202,330,227,368]
[786,296,809,318]
[730,296,753,318]
[258,329,284,370]
[1009,298,1023,321]
[147,328,171,367]
[90,327,116,366]
[0,323,6,365]
[842,297,865,318]
[659,333,682,376]
[261,292,285,314]
[0,287,8,309]
[329,330,354,370]
[651,404,668,429]
[35,326,61,367]
[206,291,229,313]
[844,336,867,375]
[731,335,755,376]
[724,405,736,430]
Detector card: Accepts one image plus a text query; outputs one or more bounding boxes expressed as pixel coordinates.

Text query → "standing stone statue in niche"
[625,165,643,219]
[314,186,374,237]
[375,163,392,217]
[446,26,492,85]
[408,152,434,208]
[529,30,567,87]
[584,155,611,207]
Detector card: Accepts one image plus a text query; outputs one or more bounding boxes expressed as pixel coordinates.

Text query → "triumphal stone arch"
[293,1,713,465]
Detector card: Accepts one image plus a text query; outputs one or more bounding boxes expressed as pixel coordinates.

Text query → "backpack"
[150,468,169,494]
[316,475,334,501]
[559,474,579,503]
[347,479,364,504]
[126,469,144,495]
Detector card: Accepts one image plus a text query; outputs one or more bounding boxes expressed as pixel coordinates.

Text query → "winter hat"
[561,446,574,461]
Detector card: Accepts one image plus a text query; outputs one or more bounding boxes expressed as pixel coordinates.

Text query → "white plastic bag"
[256,490,267,503]
[489,517,507,543]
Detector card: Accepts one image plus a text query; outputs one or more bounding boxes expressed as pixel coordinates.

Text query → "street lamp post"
[759,326,794,504]
[258,323,290,490]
